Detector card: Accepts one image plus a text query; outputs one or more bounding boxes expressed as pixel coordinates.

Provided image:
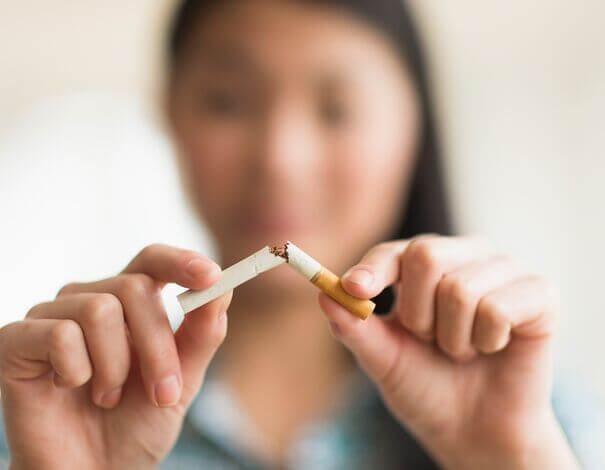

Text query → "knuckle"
[60,365,92,388]
[25,302,47,319]
[139,243,164,260]
[405,238,440,273]
[81,294,122,329]
[56,282,78,298]
[442,277,476,312]
[117,273,157,300]
[475,307,502,331]
[49,320,82,353]
[473,306,510,354]
[477,295,505,322]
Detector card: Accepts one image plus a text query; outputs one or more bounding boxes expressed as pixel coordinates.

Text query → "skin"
[0,2,579,469]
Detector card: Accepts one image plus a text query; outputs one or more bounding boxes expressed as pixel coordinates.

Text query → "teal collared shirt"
[161,370,439,469]
[158,370,605,469]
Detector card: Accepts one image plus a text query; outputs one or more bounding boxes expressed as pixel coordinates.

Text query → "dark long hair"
[167,0,454,312]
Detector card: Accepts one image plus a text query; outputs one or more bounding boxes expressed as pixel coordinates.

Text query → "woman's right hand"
[0,244,231,470]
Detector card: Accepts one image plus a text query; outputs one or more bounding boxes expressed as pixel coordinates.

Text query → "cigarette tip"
[270,242,290,262]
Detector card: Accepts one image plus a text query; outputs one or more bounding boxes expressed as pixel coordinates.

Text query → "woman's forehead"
[178,2,406,81]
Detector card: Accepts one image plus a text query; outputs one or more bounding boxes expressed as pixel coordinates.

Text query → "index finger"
[122,243,221,290]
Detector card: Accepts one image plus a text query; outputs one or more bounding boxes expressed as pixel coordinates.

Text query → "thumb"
[319,293,403,387]
[174,291,232,406]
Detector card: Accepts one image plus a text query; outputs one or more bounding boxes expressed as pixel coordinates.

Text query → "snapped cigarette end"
[269,244,289,262]
[274,241,375,320]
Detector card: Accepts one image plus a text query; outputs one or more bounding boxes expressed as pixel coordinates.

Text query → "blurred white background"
[0,1,603,399]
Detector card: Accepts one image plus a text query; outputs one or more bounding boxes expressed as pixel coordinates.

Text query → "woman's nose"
[253,101,320,185]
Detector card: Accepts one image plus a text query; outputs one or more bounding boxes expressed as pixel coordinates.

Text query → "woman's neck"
[214,294,354,463]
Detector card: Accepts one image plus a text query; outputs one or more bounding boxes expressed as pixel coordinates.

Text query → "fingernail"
[344,268,374,288]
[153,375,181,407]
[99,387,122,408]
[186,258,218,278]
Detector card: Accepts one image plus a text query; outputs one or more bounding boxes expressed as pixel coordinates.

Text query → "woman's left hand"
[319,235,579,470]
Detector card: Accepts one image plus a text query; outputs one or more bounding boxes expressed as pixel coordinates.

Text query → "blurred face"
[168,1,420,299]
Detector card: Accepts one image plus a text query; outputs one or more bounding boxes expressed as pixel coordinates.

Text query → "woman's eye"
[200,90,250,117]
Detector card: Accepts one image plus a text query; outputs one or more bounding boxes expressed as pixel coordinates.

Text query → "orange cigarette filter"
[311,267,375,320]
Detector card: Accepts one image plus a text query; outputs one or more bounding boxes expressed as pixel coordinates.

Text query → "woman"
[0,1,599,468]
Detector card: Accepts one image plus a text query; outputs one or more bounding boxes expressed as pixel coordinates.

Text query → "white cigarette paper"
[177,246,286,314]
[283,242,322,279]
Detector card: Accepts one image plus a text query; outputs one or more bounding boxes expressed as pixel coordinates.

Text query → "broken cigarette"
[272,242,375,320]
[177,246,286,314]
[177,241,374,320]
